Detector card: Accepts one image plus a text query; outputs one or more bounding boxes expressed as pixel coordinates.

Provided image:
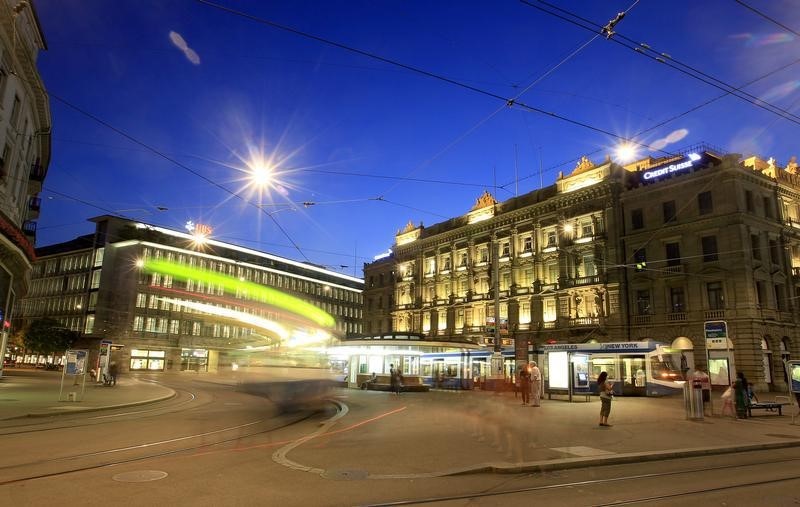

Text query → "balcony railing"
[22,220,37,237]
[666,312,687,322]
[569,317,599,327]
[633,315,652,325]
[704,310,725,320]
[560,275,600,288]
[542,321,556,329]
[664,264,684,275]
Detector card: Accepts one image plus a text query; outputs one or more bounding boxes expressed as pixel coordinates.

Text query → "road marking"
[551,446,615,457]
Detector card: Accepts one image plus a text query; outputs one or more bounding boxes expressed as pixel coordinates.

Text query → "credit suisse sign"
[642,152,702,182]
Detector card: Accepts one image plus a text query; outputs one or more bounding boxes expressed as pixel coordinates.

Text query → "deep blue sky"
[34,0,800,276]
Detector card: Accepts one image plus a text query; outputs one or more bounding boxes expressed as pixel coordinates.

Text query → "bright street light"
[615,143,637,163]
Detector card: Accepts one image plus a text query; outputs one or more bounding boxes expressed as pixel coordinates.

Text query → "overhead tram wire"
[519,0,800,128]
[733,0,800,38]
[46,92,311,262]
[501,52,800,190]
[194,0,673,156]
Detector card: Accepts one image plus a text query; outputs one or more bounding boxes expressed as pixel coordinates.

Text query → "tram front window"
[651,356,682,380]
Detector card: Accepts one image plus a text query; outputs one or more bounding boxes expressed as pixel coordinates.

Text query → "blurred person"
[361,372,377,390]
[530,361,542,407]
[390,364,403,395]
[734,371,748,418]
[518,363,531,406]
[721,383,735,417]
[597,371,613,427]
[108,361,119,386]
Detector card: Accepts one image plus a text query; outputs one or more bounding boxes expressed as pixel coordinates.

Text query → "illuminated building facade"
[0,0,50,375]
[364,147,800,392]
[14,216,363,372]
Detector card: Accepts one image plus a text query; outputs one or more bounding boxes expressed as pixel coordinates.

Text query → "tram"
[419,340,687,396]
[141,258,341,411]
[540,341,687,397]
[420,348,517,389]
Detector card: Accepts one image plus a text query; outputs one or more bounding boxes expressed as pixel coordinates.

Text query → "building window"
[501,242,510,257]
[775,284,786,311]
[701,235,718,262]
[763,196,773,218]
[707,281,724,310]
[84,314,95,334]
[632,208,644,230]
[634,248,647,272]
[698,191,713,215]
[582,254,596,276]
[581,222,593,237]
[479,247,489,263]
[459,252,467,267]
[670,287,685,313]
[523,236,532,252]
[91,270,101,288]
[10,95,20,126]
[745,190,754,212]
[546,231,557,247]
[663,201,677,223]
[636,290,651,315]
[665,242,680,266]
[769,239,781,265]
[756,280,766,308]
[751,234,761,260]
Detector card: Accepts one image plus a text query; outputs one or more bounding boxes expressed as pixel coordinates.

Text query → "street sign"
[704,321,727,339]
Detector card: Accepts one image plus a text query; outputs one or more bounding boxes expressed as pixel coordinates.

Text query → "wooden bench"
[748,396,791,417]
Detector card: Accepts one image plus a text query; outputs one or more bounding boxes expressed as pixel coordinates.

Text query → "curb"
[439,439,800,476]
[0,383,177,421]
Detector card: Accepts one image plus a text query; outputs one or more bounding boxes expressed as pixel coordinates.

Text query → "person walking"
[389,364,403,395]
[530,361,542,407]
[597,371,613,427]
[518,363,531,406]
[734,371,749,419]
[108,361,119,386]
[693,367,712,415]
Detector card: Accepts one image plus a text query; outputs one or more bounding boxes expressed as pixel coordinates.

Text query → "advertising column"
[705,321,735,387]
[97,340,112,384]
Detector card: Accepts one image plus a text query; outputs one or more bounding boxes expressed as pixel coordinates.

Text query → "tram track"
[0,385,209,435]
[0,401,334,485]
[359,453,800,506]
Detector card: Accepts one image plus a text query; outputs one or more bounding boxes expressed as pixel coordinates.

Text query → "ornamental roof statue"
[471,190,497,211]
[571,155,596,175]
[787,156,798,174]
[398,219,417,234]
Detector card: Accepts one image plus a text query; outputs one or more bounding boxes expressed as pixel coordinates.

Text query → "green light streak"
[142,258,335,328]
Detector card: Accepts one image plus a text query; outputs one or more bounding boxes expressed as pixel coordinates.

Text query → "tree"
[23,318,79,358]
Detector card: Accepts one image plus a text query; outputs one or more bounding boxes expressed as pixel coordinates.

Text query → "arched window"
[761,337,772,385]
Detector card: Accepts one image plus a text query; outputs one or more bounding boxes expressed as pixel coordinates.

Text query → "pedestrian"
[389,363,403,395]
[518,363,531,406]
[597,371,613,427]
[734,371,748,418]
[530,361,542,407]
[108,361,119,386]
[721,383,735,417]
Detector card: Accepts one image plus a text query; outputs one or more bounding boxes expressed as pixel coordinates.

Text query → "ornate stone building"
[364,147,800,392]
[0,0,49,375]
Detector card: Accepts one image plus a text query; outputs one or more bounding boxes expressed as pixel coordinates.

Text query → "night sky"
[33,0,800,275]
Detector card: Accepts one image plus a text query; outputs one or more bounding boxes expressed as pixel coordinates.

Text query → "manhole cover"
[322,469,369,481]
[765,434,800,439]
[112,470,169,482]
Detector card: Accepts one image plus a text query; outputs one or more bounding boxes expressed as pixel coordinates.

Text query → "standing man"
[530,361,542,407]
[518,363,531,406]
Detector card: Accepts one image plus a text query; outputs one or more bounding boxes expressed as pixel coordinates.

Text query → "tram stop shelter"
[328,333,484,390]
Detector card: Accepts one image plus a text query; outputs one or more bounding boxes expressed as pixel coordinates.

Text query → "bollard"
[68,392,77,402]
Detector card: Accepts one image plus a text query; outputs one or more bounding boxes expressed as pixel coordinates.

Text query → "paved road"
[2,370,800,506]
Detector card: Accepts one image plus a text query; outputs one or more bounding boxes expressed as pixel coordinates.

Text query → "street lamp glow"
[616,143,637,163]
